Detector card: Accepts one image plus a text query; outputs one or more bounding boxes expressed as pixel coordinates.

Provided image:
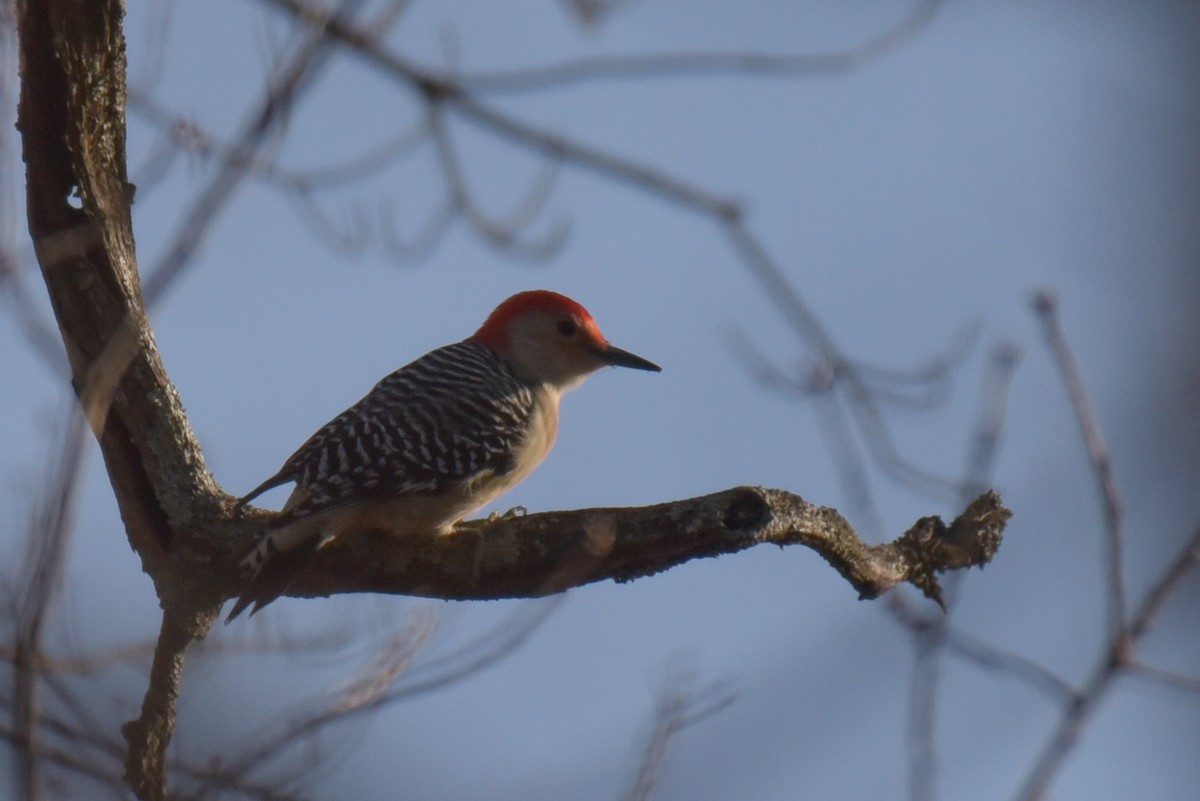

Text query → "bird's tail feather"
[225,536,321,623]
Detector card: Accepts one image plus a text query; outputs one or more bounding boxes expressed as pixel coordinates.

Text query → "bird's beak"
[600,344,661,372]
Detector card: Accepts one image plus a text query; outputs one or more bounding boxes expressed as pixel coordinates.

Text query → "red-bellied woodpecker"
[227,290,660,621]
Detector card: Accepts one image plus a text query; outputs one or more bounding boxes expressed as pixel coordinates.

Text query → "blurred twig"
[1034,291,1127,647]
[895,338,1020,801]
[218,598,560,788]
[1128,662,1200,695]
[10,408,89,801]
[961,343,1021,498]
[941,628,1076,706]
[140,0,373,305]
[1009,296,1200,801]
[1013,522,1200,801]
[622,665,736,801]
[464,1,944,92]
[428,104,568,260]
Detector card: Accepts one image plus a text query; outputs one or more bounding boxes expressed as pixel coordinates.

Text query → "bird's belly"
[308,392,559,541]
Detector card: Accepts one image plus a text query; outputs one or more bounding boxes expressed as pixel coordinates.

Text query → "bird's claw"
[484,505,528,524]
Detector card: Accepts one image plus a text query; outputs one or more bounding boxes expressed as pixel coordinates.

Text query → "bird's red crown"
[471,290,604,350]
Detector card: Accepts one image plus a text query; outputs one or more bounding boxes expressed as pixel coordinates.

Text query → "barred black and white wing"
[239,340,538,528]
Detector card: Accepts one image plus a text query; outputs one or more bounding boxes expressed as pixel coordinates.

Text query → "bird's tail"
[225,530,321,623]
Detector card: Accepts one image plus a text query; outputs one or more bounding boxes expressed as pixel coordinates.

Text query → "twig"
[220,599,559,785]
[1010,632,1117,801]
[128,91,433,191]
[377,195,458,262]
[140,0,369,305]
[898,338,1022,801]
[1129,662,1200,695]
[1127,522,1200,642]
[907,628,941,801]
[1007,291,1199,801]
[460,0,945,92]
[1034,291,1127,646]
[428,105,568,259]
[0,723,129,797]
[961,343,1020,497]
[723,217,960,499]
[622,667,736,801]
[943,628,1076,705]
[10,407,89,801]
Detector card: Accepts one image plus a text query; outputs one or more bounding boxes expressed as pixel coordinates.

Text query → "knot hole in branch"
[723,489,770,531]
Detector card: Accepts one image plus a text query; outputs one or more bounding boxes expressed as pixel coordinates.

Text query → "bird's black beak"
[601,344,661,372]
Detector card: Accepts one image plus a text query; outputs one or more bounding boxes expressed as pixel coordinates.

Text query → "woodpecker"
[227,290,660,621]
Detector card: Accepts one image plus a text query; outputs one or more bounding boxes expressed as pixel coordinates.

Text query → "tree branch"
[16,0,227,598]
[121,607,219,801]
[265,487,1009,607]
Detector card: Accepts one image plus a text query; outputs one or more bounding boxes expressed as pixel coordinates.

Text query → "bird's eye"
[557,319,577,337]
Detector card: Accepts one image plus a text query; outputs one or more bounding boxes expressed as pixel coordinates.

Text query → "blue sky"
[2,1,1198,799]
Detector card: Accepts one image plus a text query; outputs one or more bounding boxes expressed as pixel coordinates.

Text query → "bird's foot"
[483,504,528,524]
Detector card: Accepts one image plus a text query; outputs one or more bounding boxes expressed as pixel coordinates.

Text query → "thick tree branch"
[268,487,1009,607]
[16,0,228,600]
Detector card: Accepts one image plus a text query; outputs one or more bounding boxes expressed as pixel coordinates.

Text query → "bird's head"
[471,290,661,390]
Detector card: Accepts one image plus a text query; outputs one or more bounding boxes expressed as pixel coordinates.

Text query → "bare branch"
[961,343,1020,497]
[728,330,885,531]
[894,337,1022,801]
[1007,294,1199,801]
[281,190,371,255]
[0,722,129,797]
[1013,296,1198,801]
[1128,522,1200,643]
[10,408,88,801]
[1034,291,1127,645]
[850,322,980,411]
[907,627,941,801]
[0,7,63,373]
[220,599,560,786]
[622,667,736,801]
[722,218,960,500]
[128,90,434,192]
[252,488,1008,609]
[1011,648,1115,801]
[462,1,945,92]
[141,0,370,305]
[122,607,220,801]
[327,610,436,714]
[428,105,569,260]
[943,629,1076,706]
[1129,662,1200,696]
[0,639,157,677]
[377,195,458,263]
[388,597,562,697]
